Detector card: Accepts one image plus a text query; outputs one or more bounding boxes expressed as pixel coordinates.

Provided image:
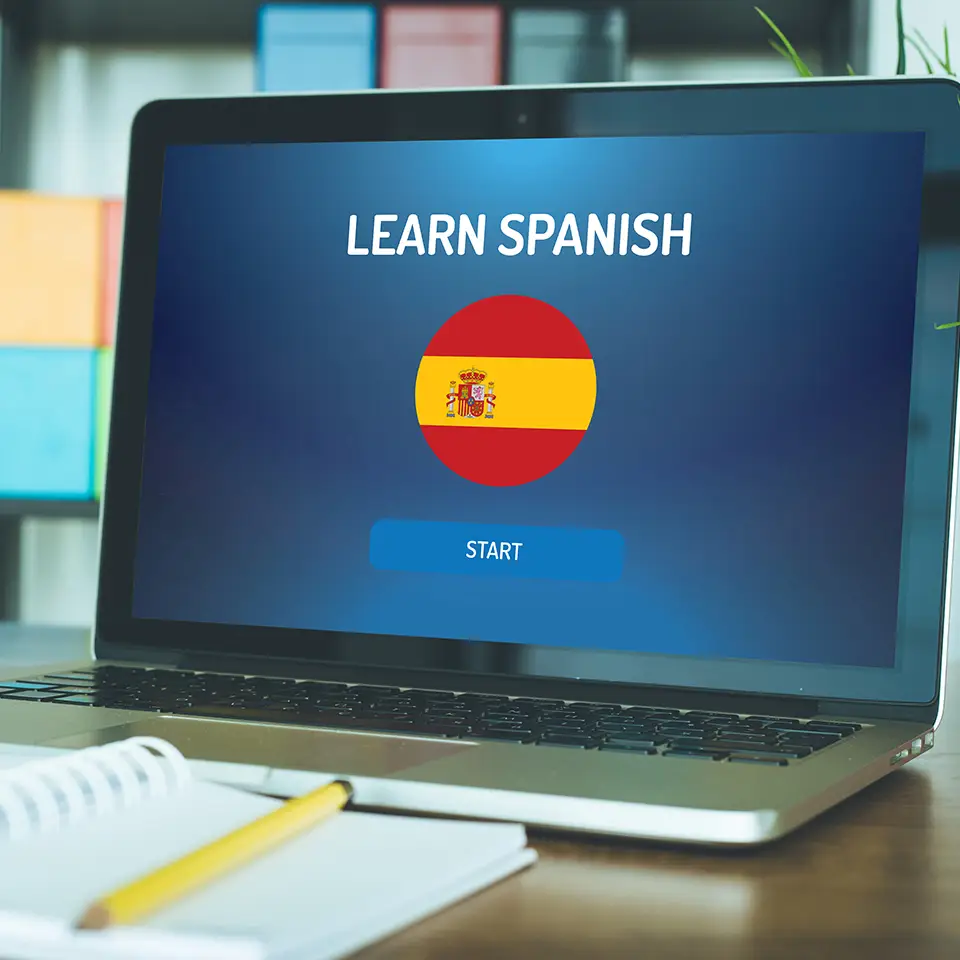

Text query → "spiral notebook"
[0,737,536,960]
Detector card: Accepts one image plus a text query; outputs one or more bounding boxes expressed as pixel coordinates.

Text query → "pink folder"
[381,5,502,88]
[101,200,124,347]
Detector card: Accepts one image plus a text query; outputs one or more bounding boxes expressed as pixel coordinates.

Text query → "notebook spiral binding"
[0,737,191,843]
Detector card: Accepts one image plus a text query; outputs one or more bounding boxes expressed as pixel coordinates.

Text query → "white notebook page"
[0,771,533,960]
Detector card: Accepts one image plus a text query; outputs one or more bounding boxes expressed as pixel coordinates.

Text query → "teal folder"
[508,8,627,85]
[0,348,96,499]
[257,4,377,92]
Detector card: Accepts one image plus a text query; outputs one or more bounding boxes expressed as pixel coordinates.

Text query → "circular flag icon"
[415,294,597,486]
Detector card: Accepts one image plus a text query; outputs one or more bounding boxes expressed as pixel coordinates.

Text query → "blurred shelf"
[0,500,99,519]
[0,0,868,626]
[1,0,860,54]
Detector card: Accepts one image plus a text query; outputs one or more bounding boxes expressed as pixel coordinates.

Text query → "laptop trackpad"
[44,715,473,777]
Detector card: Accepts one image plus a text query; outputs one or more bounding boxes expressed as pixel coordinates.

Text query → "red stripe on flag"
[422,295,591,360]
[420,424,586,486]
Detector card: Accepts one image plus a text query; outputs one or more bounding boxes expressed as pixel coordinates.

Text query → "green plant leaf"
[935,321,960,329]
[756,7,813,77]
[944,26,954,74]
[846,63,857,76]
[906,36,935,74]
[768,39,789,59]
[896,0,906,74]
[914,29,955,74]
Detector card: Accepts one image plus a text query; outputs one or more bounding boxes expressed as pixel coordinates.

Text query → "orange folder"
[380,5,502,88]
[0,191,103,346]
[101,200,124,347]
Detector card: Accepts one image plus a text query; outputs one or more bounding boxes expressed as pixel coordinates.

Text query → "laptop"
[2,77,959,846]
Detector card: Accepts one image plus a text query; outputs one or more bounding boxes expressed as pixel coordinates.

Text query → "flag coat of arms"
[415,294,597,486]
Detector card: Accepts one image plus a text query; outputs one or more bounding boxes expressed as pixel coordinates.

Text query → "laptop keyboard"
[1,666,862,765]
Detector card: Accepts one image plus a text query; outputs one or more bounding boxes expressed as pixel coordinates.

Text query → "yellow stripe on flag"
[415,355,596,431]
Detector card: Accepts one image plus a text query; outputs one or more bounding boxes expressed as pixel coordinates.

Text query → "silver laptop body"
[2,77,957,845]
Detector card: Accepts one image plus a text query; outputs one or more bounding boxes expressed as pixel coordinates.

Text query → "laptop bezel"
[95,78,960,724]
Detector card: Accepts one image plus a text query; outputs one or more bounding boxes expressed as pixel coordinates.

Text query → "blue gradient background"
[134,133,924,668]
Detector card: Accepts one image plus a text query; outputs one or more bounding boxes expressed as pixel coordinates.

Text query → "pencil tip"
[75,904,112,930]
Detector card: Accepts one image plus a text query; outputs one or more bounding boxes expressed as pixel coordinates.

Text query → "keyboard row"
[1,666,863,766]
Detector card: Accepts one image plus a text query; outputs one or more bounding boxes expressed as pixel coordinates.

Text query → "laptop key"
[595,719,654,731]
[683,711,740,722]
[729,755,790,766]
[714,723,773,736]
[482,707,531,719]
[539,709,584,721]
[604,735,669,748]
[660,727,711,739]
[570,702,624,715]
[0,681,57,690]
[667,736,719,748]
[51,694,98,706]
[777,732,841,749]
[478,719,528,730]
[423,709,474,721]
[712,731,779,744]
[369,696,421,708]
[663,748,729,760]
[354,710,418,721]
[804,721,862,735]
[603,728,668,741]
[747,716,802,727]
[599,742,658,754]
[675,737,788,753]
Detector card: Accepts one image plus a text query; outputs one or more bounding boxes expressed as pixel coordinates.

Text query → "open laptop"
[2,77,959,845]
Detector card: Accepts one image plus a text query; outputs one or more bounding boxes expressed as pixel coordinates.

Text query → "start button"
[369,519,624,583]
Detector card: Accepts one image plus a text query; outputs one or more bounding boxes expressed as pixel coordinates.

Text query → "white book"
[0,737,536,960]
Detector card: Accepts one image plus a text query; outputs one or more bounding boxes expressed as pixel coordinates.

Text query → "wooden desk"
[361,672,959,960]
[0,626,955,958]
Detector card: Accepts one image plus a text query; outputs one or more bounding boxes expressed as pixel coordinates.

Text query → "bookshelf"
[0,0,867,54]
[0,0,868,621]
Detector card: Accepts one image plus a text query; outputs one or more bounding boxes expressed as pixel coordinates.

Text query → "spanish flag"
[415,295,596,486]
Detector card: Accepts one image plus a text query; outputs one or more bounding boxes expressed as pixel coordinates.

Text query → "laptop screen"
[133,131,926,675]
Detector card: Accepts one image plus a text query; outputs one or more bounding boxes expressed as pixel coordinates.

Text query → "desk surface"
[1,625,957,959]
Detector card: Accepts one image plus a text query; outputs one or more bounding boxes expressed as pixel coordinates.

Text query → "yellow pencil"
[75,779,353,930]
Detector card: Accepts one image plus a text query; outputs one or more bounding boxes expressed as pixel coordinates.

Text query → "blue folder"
[0,348,96,499]
[257,4,377,92]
